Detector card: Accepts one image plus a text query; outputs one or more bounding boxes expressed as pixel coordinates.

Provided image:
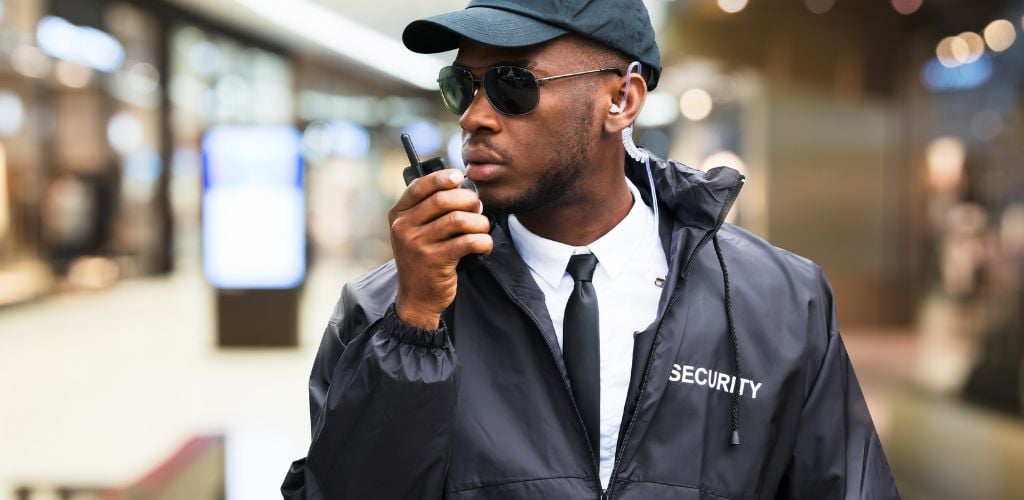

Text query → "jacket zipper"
[480,262,606,495]
[602,179,743,500]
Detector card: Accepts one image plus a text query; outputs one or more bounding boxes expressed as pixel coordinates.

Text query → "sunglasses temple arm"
[535,67,623,83]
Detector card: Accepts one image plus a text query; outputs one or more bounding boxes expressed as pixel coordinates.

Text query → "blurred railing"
[13,435,224,500]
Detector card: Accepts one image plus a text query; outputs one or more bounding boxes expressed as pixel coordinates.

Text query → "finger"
[392,169,465,213]
[402,187,481,226]
[439,233,494,260]
[422,211,491,241]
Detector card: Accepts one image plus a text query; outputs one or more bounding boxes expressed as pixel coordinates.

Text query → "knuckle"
[447,211,464,227]
[431,190,449,210]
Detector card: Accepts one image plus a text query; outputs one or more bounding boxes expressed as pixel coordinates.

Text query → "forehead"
[453,37,577,69]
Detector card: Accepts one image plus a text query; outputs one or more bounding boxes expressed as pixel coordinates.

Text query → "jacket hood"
[624,152,745,231]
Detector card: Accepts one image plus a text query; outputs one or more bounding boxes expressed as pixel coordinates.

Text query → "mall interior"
[0,0,1022,498]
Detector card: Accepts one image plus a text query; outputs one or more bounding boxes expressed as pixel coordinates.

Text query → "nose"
[459,81,502,135]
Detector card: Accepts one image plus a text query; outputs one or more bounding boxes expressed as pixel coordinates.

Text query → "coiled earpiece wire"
[614,62,661,283]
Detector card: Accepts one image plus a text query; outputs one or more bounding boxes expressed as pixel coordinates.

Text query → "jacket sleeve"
[775,271,901,500]
[281,285,460,499]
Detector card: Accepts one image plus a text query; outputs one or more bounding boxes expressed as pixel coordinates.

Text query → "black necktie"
[563,253,600,456]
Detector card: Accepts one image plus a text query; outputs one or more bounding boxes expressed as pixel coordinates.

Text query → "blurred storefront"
[0,0,165,302]
[0,0,450,308]
[0,0,181,304]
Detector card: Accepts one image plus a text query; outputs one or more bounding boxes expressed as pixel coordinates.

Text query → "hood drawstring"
[713,235,742,446]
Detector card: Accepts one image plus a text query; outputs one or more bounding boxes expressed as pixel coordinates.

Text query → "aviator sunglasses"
[438,65,624,116]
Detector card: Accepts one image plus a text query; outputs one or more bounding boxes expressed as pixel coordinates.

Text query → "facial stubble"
[483,98,596,220]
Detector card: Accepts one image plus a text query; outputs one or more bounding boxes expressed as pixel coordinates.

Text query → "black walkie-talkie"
[401,133,445,186]
[399,133,483,271]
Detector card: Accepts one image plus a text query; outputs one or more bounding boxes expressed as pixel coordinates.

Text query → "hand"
[388,169,493,329]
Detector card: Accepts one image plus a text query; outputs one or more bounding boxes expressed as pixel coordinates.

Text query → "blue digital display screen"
[201,125,305,289]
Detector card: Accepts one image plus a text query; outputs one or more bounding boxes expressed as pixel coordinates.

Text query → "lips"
[463,149,504,183]
[465,163,503,182]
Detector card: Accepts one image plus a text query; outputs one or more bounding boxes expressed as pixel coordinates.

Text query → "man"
[283,1,900,498]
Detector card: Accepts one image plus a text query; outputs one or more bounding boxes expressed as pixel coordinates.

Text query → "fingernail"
[477,200,484,214]
[449,171,464,184]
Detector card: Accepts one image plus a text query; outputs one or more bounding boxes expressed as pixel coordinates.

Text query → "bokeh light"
[956,32,985,64]
[11,45,51,78]
[949,36,970,64]
[804,0,835,15]
[926,136,966,193]
[0,90,25,136]
[983,19,1016,52]
[679,88,713,121]
[936,37,959,68]
[717,0,748,14]
[107,112,144,154]
[55,60,93,88]
[891,0,923,15]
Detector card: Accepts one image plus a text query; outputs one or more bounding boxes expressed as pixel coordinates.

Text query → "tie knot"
[566,253,598,282]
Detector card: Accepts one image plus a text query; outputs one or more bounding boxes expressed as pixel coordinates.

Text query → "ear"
[603,71,647,134]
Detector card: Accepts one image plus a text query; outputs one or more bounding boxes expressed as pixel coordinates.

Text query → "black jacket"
[282,155,900,499]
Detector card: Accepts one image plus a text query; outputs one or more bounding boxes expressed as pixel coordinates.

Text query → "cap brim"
[403,6,568,54]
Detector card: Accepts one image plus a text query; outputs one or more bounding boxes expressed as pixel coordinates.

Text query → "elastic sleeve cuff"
[381,303,449,348]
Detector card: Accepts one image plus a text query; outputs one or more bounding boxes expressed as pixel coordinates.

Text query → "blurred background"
[0,0,1021,498]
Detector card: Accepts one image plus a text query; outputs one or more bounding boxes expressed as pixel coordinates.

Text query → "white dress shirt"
[507,177,669,489]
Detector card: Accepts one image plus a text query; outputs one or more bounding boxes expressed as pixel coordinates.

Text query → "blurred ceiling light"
[107,112,143,154]
[804,0,835,15]
[679,88,713,121]
[36,16,124,72]
[925,136,965,193]
[983,19,1016,52]
[0,91,24,136]
[55,60,93,88]
[11,45,51,78]
[0,143,8,239]
[717,0,748,14]
[636,91,679,127]
[935,37,959,68]
[949,36,971,64]
[890,0,923,15]
[234,0,446,90]
[956,32,985,63]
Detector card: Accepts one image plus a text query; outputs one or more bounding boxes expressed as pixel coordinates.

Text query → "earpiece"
[609,103,623,114]
[619,61,648,163]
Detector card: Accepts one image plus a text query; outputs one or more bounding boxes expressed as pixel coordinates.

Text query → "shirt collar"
[507,178,653,286]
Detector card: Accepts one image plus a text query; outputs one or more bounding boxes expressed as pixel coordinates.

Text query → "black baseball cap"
[402,0,661,90]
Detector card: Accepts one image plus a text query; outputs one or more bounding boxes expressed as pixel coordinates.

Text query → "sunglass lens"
[484,67,539,115]
[438,66,474,115]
